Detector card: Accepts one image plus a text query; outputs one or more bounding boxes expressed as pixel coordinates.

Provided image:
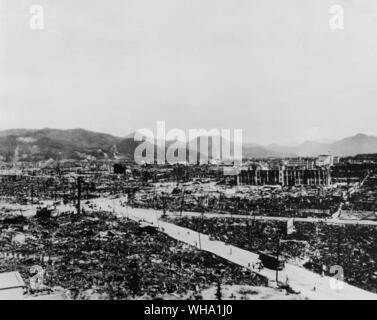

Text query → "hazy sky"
[1,0,377,145]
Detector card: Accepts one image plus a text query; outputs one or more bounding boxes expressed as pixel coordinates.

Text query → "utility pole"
[162,194,167,217]
[77,176,82,215]
[54,179,57,203]
[31,183,34,204]
[337,233,341,266]
[198,212,203,250]
[246,218,252,250]
[198,196,207,250]
[276,235,280,284]
[180,188,185,216]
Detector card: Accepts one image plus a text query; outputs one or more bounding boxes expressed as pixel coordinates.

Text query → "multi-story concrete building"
[284,157,317,169]
[317,154,333,167]
[238,166,330,186]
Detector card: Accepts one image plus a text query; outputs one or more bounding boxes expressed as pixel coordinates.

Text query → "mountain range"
[0,128,376,162]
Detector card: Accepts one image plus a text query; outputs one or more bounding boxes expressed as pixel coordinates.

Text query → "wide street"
[87,197,377,300]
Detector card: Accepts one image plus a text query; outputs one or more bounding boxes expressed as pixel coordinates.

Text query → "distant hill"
[0,128,121,162]
[192,133,377,158]
[267,133,377,157]
[0,128,198,162]
[0,128,376,161]
[242,143,283,158]
[327,133,377,156]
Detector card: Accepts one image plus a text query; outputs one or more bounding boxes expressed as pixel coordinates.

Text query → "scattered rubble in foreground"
[0,210,274,300]
[200,285,307,300]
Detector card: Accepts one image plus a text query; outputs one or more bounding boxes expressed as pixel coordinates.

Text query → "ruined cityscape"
[1,130,377,300]
[2,0,377,305]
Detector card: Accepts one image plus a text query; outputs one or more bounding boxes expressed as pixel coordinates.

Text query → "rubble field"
[0,211,270,300]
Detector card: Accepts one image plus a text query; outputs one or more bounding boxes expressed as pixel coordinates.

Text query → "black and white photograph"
[0,0,377,305]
